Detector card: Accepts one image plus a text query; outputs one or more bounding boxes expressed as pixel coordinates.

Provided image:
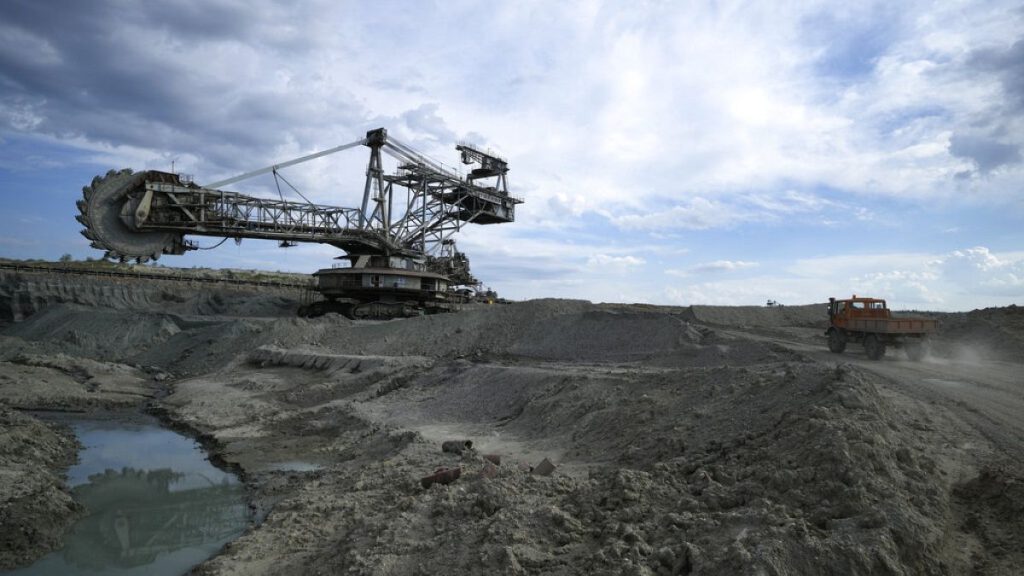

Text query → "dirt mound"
[2,305,318,377]
[0,351,155,410]
[0,408,81,569]
[285,300,794,366]
[690,303,827,328]
[191,357,970,575]
[0,297,799,382]
[2,305,188,362]
[934,305,1024,362]
[249,346,430,375]
[952,467,1024,573]
[0,269,299,323]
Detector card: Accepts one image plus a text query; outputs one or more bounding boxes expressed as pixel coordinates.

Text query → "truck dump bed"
[847,317,937,334]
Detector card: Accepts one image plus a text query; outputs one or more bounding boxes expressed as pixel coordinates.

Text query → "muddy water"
[7,415,250,576]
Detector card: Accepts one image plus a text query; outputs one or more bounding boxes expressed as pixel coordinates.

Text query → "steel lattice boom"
[78,128,522,262]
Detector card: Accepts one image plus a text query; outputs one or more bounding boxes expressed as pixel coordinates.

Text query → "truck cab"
[828,296,890,327]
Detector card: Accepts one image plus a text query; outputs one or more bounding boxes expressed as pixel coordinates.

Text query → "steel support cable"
[205,137,367,189]
[272,170,316,207]
[379,144,422,169]
[271,170,333,243]
[273,170,287,203]
[271,171,295,242]
[383,138,451,175]
[388,136,448,170]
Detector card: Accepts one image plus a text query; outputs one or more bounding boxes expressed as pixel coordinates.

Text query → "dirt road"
[843,355,1023,463]
[725,326,1024,464]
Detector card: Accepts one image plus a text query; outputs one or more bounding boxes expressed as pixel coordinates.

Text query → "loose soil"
[1,268,1022,575]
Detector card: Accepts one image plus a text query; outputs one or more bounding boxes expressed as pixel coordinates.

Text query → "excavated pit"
[1,267,1022,575]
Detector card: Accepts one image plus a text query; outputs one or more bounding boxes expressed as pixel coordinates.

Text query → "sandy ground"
[1,269,1022,575]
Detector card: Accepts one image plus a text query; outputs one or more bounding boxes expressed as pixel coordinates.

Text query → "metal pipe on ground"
[441,440,473,454]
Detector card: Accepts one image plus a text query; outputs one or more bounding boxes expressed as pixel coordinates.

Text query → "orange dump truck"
[825,296,937,360]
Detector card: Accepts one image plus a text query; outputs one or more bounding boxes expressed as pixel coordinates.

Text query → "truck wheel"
[864,334,886,360]
[827,329,847,353]
[904,340,926,361]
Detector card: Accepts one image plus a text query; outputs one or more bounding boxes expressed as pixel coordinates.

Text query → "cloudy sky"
[1,0,1022,310]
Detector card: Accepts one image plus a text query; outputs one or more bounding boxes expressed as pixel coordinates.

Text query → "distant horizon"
[3,254,1014,314]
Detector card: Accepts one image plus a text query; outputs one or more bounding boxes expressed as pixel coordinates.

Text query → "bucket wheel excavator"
[76,128,523,318]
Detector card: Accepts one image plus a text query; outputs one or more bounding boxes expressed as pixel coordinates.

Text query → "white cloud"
[613,197,740,231]
[668,260,760,277]
[851,270,942,305]
[7,1,1023,212]
[586,254,646,269]
[663,275,826,307]
[936,246,1024,297]
[658,247,1023,309]
[610,190,875,232]
[793,247,1024,308]
[692,260,759,273]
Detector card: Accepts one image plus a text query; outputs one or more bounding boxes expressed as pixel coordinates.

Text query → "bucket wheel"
[77,169,189,264]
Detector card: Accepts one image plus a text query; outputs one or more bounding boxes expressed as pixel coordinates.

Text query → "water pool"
[6,414,250,576]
